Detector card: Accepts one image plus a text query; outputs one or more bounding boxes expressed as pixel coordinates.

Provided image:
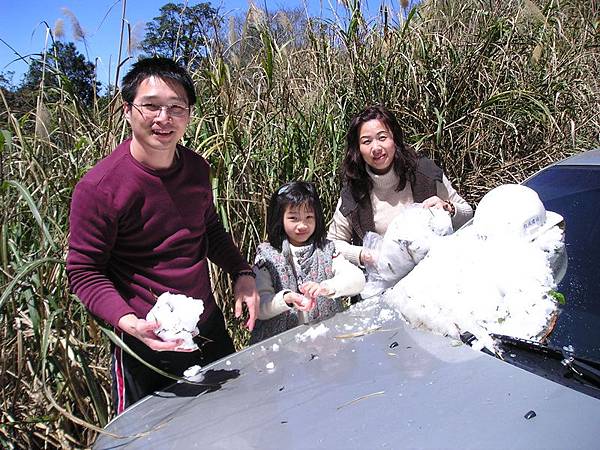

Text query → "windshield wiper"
[490,334,600,390]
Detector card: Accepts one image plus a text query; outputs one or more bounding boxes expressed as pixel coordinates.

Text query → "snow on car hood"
[382,222,564,352]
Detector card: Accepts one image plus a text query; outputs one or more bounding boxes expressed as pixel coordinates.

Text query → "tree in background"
[0,71,15,91]
[19,41,99,109]
[140,2,220,68]
[0,71,17,109]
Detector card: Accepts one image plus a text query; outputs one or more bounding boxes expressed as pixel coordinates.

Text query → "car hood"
[95,301,600,449]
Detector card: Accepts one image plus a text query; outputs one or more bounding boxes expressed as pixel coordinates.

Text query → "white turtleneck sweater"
[327,166,473,265]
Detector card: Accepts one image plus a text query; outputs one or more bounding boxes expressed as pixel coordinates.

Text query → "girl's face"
[358,119,396,175]
[283,203,316,246]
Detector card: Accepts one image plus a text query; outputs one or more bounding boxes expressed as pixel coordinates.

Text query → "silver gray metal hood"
[95,301,600,449]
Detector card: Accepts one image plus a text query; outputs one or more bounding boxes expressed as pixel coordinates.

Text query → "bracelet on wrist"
[283,290,294,307]
[232,269,256,284]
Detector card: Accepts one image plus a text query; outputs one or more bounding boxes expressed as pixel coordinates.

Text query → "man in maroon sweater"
[66,57,259,414]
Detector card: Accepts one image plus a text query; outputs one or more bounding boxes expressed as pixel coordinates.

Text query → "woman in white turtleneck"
[327,105,473,267]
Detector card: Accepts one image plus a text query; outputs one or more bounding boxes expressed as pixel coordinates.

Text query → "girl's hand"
[283,292,316,312]
[299,282,334,299]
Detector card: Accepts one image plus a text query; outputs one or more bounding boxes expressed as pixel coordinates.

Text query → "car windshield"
[525,164,600,362]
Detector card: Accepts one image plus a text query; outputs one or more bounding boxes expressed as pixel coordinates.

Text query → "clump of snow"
[146,292,205,350]
[183,365,203,379]
[383,223,564,352]
[377,308,396,324]
[335,296,394,337]
[563,344,575,353]
[362,206,453,298]
[272,344,280,352]
[266,362,275,370]
[295,324,329,342]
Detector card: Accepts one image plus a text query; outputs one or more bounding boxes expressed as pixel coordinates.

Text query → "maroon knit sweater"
[66,139,250,328]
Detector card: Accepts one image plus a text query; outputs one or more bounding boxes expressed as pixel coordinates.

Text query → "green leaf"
[5,179,58,252]
[40,308,62,368]
[74,346,108,426]
[549,290,566,305]
[0,257,64,312]
[0,129,11,153]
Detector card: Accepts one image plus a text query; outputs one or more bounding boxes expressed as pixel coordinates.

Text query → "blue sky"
[0,0,412,90]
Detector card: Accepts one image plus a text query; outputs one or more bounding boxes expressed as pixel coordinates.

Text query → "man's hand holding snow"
[117,314,192,352]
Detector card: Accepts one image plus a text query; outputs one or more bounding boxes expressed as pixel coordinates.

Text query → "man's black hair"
[267,181,327,252]
[121,57,197,105]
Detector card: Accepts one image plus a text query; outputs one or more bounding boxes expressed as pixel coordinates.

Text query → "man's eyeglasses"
[129,102,190,118]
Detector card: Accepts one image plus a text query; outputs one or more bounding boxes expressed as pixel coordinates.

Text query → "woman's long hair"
[342,105,418,202]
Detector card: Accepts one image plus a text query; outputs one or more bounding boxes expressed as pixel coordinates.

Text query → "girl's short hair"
[343,105,418,202]
[267,181,327,251]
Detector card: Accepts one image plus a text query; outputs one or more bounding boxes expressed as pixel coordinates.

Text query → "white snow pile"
[361,205,453,298]
[295,323,329,342]
[338,296,399,335]
[183,365,203,380]
[381,185,565,352]
[146,292,205,350]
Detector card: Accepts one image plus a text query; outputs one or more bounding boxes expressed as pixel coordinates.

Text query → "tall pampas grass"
[61,7,86,42]
[53,18,65,40]
[61,7,88,57]
[127,21,144,57]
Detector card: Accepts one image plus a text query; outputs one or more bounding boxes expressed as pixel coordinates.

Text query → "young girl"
[250,181,366,344]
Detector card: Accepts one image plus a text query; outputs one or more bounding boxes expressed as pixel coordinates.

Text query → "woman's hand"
[422,196,455,215]
[359,248,377,267]
[283,291,316,311]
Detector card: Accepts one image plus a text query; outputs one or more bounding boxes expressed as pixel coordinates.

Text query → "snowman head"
[474,184,563,241]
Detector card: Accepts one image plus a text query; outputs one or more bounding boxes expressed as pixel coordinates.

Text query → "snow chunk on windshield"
[295,324,329,342]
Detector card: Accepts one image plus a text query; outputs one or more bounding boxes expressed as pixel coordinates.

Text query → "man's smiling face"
[123,76,190,156]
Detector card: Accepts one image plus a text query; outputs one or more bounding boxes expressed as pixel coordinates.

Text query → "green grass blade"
[5,180,58,252]
[0,257,64,311]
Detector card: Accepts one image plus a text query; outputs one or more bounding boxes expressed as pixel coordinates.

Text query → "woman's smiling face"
[358,119,396,175]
